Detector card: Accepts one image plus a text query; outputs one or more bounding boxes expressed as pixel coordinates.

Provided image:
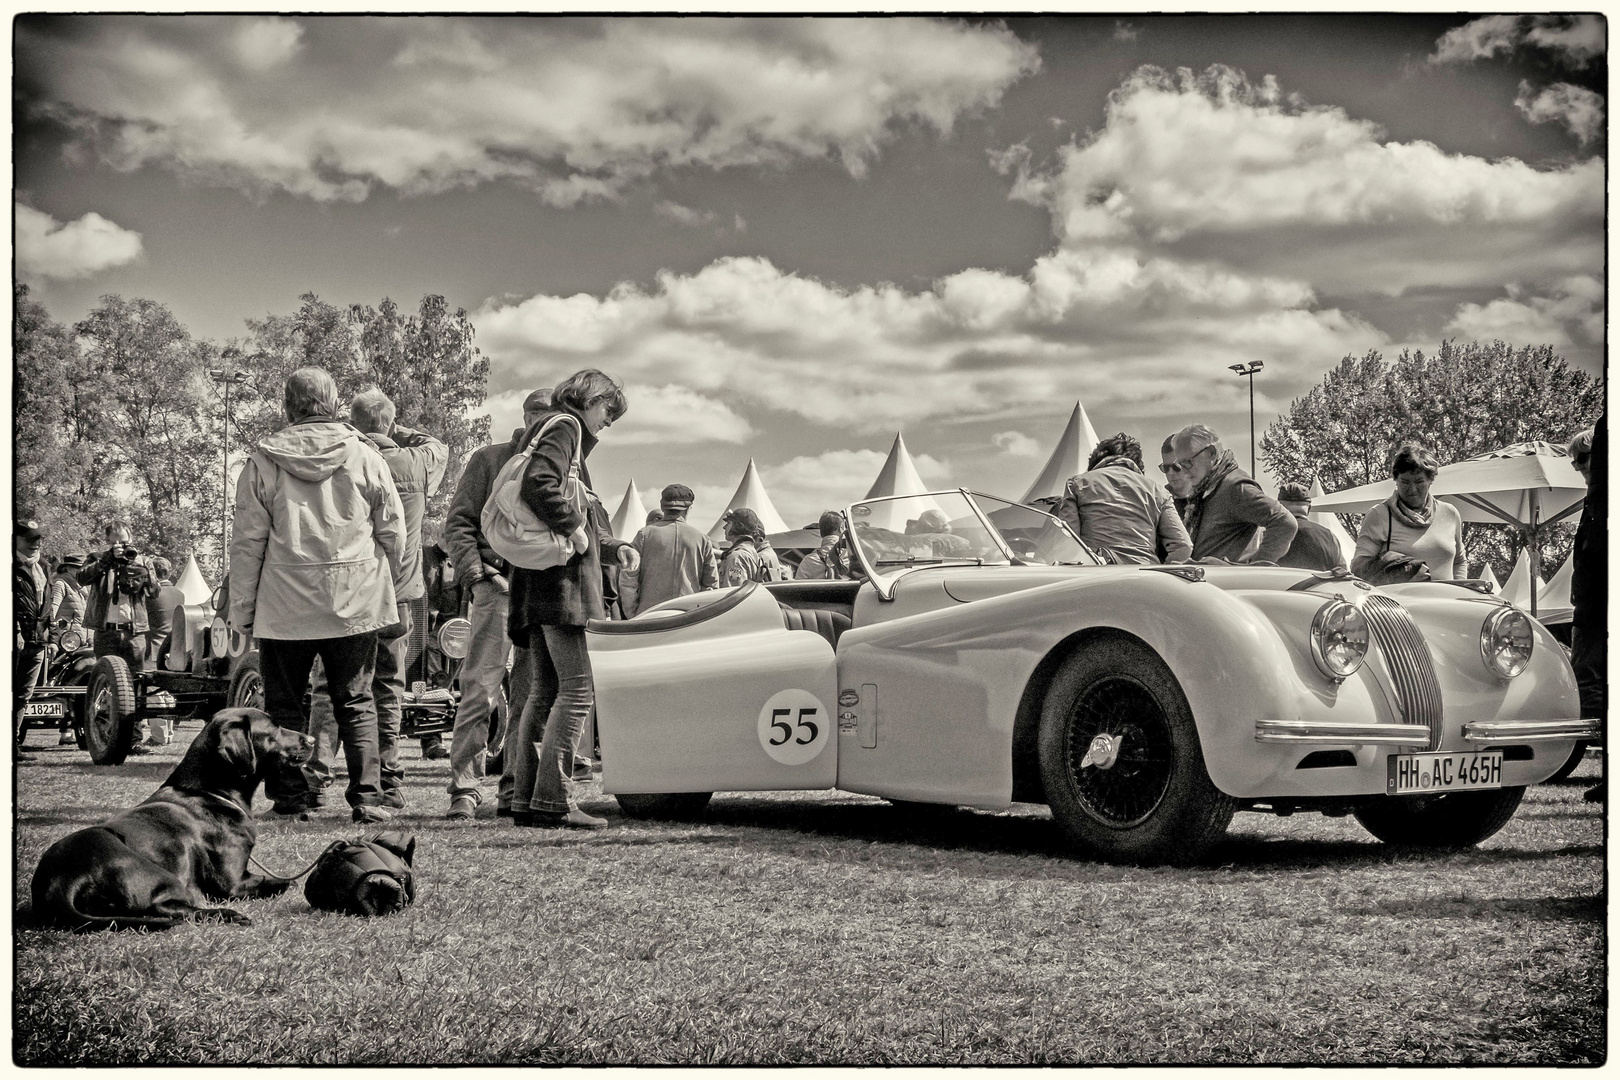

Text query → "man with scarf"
[1169,425,1296,565]
[1057,433,1192,565]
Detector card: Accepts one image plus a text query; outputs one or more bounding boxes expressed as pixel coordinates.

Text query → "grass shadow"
[1340,894,1603,921]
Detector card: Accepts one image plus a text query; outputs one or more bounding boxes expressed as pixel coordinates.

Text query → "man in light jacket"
[620,484,718,617]
[440,387,549,819]
[1056,433,1192,565]
[230,367,407,824]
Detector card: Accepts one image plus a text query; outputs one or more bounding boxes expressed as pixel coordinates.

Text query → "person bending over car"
[1057,432,1191,565]
[1167,425,1296,565]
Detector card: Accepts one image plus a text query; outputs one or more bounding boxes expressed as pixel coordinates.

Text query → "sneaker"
[128,743,154,756]
[57,731,76,746]
[380,788,407,810]
[446,795,477,821]
[495,805,514,818]
[353,804,394,824]
[422,743,450,761]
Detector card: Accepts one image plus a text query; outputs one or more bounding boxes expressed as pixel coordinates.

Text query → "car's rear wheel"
[1352,787,1526,848]
[85,656,138,765]
[229,652,263,710]
[615,792,713,821]
[1039,635,1234,865]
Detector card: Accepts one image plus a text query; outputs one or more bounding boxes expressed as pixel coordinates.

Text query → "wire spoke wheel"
[233,669,264,711]
[89,685,117,746]
[1065,676,1175,827]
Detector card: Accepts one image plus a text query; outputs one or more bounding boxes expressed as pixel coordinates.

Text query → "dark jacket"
[508,406,631,638]
[363,426,448,602]
[1184,452,1297,564]
[442,429,522,587]
[15,557,48,643]
[77,548,160,633]
[1572,413,1606,629]
[1278,513,1345,572]
[423,541,467,621]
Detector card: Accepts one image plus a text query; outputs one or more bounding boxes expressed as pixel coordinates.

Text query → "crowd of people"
[13,370,1607,812]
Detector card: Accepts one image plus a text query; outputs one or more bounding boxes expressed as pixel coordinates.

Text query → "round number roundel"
[757,688,829,766]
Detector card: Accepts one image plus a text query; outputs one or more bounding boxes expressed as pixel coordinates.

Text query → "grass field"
[12,722,1606,1065]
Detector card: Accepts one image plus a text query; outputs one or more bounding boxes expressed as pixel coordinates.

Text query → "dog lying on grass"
[28,707,314,931]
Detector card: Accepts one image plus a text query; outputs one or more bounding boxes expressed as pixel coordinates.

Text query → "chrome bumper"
[1463,718,1600,744]
[1254,720,1431,745]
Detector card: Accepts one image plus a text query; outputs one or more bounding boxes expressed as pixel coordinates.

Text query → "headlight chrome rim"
[59,629,85,654]
[1310,599,1370,680]
[438,617,472,660]
[1480,606,1534,679]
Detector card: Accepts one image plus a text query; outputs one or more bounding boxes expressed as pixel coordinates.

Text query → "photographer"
[77,523,162,753]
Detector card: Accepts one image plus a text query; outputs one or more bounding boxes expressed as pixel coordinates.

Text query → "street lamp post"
[207,369,250,581]
[1228,361,1265,477]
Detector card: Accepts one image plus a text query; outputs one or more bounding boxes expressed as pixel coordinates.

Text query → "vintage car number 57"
[757,689,829,766]
[1387,751,1503,795]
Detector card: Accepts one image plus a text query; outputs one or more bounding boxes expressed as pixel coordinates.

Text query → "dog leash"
[194,791,337,882]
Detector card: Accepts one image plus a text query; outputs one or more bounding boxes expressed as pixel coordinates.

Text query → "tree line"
[13,284,490,580]
[1260,339,1603,581]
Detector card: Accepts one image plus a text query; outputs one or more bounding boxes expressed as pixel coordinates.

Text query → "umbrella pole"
[1528,489,1541,618]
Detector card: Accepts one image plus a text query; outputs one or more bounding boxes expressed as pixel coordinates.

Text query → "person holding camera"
[77,522,161,672]
[1351,443,1467,585]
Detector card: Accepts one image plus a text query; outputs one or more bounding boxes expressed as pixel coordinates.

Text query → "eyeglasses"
[1158,445,1212,475]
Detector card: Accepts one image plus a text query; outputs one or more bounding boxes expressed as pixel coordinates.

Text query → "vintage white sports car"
[587,490,1595,864]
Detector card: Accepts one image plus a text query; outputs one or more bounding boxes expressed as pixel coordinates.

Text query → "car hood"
[936,562,1326,605]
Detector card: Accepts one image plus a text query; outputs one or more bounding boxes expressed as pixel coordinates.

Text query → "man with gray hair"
[1166,424,1296,565]
[351,386,448,788]
[230,366,407,824]
[441,387,550,819]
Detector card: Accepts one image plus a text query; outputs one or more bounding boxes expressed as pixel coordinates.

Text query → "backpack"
[481,414,588,571]
[304,831,417,917]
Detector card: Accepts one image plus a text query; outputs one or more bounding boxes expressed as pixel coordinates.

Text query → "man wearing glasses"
[1163,425,1296,565]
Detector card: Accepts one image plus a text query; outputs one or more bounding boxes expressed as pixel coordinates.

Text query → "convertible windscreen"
[847,492,1009,569]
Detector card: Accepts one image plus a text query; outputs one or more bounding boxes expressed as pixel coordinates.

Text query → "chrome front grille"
[1361,595,1443,749]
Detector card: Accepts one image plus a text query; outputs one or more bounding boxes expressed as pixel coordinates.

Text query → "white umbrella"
[1311,441,1585,616]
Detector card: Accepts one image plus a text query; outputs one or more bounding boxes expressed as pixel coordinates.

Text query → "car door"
[588,582,839,795]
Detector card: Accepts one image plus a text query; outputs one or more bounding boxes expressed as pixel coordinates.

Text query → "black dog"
[29,708,314,931]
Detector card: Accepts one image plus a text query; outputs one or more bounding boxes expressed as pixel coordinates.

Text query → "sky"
[13,14,1607,531]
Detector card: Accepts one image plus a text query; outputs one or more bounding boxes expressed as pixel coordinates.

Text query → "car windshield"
[969,493,1102,566]
[847,492,1009,569]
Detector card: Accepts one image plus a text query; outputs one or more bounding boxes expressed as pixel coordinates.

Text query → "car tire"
[615,792,713,821]
[229,652,264,711]
[1038,634,1234,865]
[1544,741,1591,784]
[1352,786,1526,849]
[85,655,138,766]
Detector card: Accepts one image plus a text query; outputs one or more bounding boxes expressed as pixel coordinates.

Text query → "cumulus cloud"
[18,16,1038,204]
[1430,14,1605,67]
[1113,22,1140,43]
[655,201,719,228]
[479,382,752,447]
[992,431,1041,456]
[1003,65,1604,295]
[1444,275,1604,347]
[15,203,144,280]
[1516,81,1606,146]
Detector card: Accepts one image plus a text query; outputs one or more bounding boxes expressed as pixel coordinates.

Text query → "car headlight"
[437,617,472,660]
[1310,599,1370,680]
[1480,606,1533,679]
[59,629,84,654]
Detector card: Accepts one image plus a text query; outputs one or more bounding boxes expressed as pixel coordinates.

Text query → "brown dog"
[29,708,314,931]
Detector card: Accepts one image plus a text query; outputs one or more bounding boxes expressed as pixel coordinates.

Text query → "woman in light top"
[1352,443,1467,583]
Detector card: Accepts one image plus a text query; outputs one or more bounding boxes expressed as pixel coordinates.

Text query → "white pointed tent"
[707,459,791,541]
[859,434,943,532]
[1537,551,1575,623]
[1477,563,1500,593]
[608,479,650,541]
[1498,548,1541,610]
[1020,402,1103,504]
[173,553,213,603]
[1306,478,1358,566]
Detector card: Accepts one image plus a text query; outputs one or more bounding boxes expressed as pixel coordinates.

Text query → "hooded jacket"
[229,419,408,641]
[361,425,447,602]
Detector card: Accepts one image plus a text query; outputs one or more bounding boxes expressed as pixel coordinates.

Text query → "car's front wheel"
[1038,635,1234,865]
[85,655,138,765]
[228,652,263,710]
[1352,787,1525,848]
[616,792,713,821]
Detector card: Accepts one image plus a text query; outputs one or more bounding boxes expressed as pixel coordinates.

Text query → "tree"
[1261,340,1603,580]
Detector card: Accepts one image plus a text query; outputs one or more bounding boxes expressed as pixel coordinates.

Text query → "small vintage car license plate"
[23,701,65,719]
[1387,751,1503,795]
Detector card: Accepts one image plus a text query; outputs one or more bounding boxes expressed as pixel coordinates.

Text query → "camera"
[114,546,139,562]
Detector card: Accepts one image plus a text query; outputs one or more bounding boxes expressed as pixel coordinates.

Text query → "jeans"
[1571,624,1606,724]
[260,633,382,811]
[509,624,594,815]
[447,583,528,805]
[14,640,46,743]
[93,628,147,672]
[302,608,409,802]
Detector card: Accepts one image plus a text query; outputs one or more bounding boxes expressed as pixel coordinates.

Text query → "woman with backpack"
[505,369,639,830]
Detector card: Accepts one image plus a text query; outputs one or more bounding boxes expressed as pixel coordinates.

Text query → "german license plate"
[1387,751,1503,794]
[23,701,65,719]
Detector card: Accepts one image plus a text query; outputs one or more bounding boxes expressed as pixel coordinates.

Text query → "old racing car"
[587,490,1594,864]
